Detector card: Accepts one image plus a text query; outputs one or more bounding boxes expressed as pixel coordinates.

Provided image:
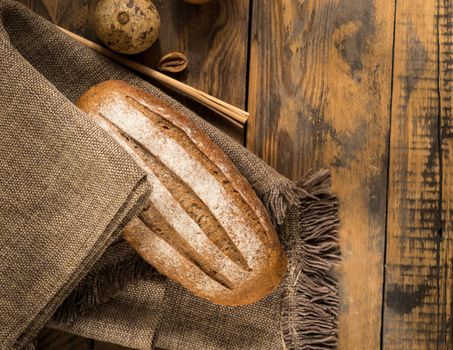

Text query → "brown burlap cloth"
[0,1,340,349]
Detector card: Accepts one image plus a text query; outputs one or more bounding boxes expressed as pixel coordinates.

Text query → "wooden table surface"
[19,0,453,349]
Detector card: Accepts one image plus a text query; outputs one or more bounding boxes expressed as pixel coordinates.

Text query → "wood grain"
[138,0,250,109]
[248,0,395,349]
[383,0,453,348]
[17,0,50,18]
[138,0,250,142]
[439,2,453,344]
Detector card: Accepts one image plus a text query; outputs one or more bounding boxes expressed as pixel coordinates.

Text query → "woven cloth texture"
[0,1,340,349]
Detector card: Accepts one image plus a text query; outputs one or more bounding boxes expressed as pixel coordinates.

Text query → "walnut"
[157,52,188,73]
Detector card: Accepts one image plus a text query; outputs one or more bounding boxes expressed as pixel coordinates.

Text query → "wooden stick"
[57,26,248,127]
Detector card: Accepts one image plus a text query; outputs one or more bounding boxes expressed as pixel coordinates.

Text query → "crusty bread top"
[77,80,287,305]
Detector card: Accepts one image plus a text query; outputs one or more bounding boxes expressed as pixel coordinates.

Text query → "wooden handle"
[57,26,248,128]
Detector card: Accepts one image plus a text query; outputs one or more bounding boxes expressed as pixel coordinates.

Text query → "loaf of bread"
[77,80,287,305]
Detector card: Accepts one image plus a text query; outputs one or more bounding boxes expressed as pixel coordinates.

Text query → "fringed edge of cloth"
[260,178,311,226]
[52,254,159,324]
[277,169,341,350]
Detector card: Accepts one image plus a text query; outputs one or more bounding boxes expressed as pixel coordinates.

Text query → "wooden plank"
[438,2,453,345]
[382,0,453,348]
[137,0,250,143]
[37,328,91,350]
[138,0,250,108]
[17,0,50,18]
[248,1,395,349]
